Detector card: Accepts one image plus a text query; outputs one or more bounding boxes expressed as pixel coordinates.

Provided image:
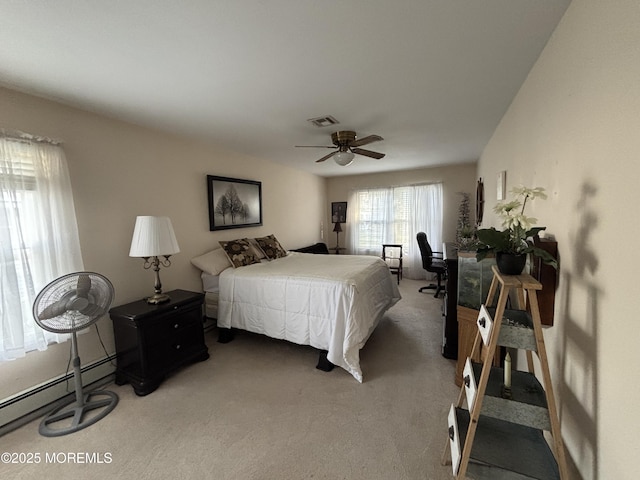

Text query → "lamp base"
[145,293,171,304]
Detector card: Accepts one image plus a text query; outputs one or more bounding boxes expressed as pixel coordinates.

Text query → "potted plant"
[457,225,479,252]
[476,186,558,274]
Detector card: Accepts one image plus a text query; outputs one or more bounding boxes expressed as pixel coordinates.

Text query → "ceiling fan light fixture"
[334,151,354,166]
[296,130,383,165]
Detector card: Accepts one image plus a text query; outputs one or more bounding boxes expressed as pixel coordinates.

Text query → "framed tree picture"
[207,175,262,231]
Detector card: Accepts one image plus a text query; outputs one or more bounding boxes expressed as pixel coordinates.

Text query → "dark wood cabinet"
[442,243,458,359]
[110,289,209,396]
[530,237,558,326]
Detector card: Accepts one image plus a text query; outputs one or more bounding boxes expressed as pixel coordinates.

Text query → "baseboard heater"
[0,354,116,437]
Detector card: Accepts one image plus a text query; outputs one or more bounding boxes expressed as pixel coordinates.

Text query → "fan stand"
[39,331,118,437]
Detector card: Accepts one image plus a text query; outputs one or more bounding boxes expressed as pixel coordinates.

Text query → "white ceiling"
[0,1,570,177]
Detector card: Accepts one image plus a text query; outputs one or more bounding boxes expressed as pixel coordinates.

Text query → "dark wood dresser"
[442,243,458,359]
[110,289,209,396]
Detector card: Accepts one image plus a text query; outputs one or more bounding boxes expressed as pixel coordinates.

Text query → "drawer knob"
[173,306,178,310]
[175,344,181,350]
[174,323,179,329]
[448,425,455,441]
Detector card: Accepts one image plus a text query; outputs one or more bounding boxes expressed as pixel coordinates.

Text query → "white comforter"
[218,252,401,382]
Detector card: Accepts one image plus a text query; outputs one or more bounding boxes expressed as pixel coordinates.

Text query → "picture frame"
[497,171,507,201]
[331,201,347,223]
[476,178,484,226]
[207,175,262,231]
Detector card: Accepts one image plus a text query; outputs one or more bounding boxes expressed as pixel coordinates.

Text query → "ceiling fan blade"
[350,135,383,148]
[295,145,335,149]
[316,151,339,163]
[352,147,385,159]
[76,274,91,298]
[38,299,69,320]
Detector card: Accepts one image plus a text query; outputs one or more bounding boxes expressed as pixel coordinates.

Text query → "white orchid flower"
[511,185,547,200]
[494,200,521,216]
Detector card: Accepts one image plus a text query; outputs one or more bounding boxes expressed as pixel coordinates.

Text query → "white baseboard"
[0,355,116,436]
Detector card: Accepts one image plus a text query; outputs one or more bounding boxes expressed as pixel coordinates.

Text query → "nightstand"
[109,289,209,396]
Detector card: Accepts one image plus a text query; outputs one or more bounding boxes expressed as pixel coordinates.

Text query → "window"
[348,183,443,279]
[0,132,84,361]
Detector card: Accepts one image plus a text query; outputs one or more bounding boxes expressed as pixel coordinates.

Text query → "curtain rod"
[0,128,63,146]
[348,181,442,191]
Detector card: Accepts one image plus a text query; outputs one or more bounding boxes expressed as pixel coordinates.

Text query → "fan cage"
[33,272,114,334]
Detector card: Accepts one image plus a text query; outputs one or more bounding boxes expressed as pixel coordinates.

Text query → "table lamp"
[129,216,180,304]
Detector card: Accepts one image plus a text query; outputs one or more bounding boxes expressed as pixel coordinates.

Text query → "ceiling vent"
[307,115,339,128]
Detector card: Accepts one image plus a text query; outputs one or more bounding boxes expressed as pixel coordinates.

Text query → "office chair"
[416,232,447,297]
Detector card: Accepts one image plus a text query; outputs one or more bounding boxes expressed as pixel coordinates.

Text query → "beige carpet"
[1,279,459,480]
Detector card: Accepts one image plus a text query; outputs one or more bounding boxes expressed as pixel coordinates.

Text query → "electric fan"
[32,271,118,437]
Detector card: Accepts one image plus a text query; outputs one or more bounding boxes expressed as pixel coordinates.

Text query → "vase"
[496,252,527,275]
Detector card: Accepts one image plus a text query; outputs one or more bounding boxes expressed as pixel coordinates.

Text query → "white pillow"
[190,248,232,275]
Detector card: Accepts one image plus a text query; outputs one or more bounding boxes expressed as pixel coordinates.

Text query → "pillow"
[246,237,267,259]
[190,248,232,275]
[254,234,287,260]
[219,238,261,268]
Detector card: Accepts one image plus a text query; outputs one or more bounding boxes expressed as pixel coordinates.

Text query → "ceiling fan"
[296,131,385,166]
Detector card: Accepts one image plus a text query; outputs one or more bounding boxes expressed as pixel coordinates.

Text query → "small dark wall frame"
[331,202,347,223]
[207,175,262,231]
[476,178,484,226]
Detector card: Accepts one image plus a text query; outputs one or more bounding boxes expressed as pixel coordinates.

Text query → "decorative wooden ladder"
[442,265,568,479]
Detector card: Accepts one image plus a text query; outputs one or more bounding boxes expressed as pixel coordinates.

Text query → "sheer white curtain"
[0,133,84,361]
[347,183,443,280]
[347,187,394,256]
[404,182,443,279]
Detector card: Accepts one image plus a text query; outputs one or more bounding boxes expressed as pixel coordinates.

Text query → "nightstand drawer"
[143,303,202,343]
[145,323,204,370]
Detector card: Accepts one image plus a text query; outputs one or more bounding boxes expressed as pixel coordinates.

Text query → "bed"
[198,242,329,320]
[201,273,221,319]
[213,251,400,382]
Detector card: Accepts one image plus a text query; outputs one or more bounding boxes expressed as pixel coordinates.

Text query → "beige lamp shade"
[129,216,180,257]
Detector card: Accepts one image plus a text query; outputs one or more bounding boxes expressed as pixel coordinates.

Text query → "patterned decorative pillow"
[247,237,267,259]
[254,234,287,260]
[218,239,260,268]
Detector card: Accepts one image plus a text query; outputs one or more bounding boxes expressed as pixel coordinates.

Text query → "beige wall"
[0,87,326,400]
[326,163,478,252]
[477,1,640,478]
